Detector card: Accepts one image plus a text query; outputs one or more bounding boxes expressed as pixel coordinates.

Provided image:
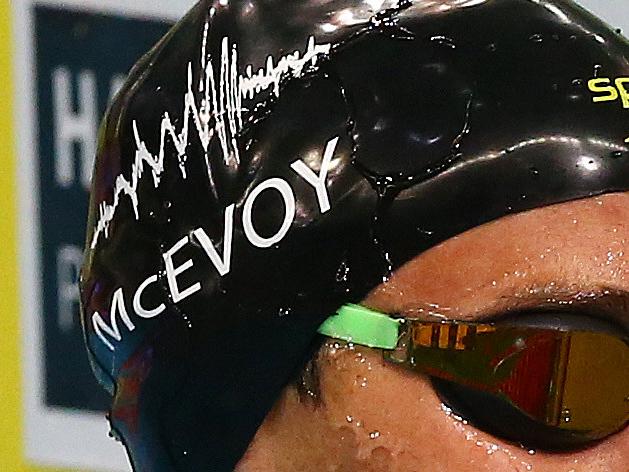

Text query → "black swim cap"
[80,1,629,470]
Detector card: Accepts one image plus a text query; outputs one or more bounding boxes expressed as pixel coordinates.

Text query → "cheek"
[318,345,532,471]
[318,345,629,472]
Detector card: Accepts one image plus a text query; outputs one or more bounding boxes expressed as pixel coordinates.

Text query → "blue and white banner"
[13,0,194,470]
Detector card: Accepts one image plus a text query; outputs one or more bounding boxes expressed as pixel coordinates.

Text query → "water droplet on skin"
[346,415,353,423]
[528,449,536,455]
[369,431,381,439]
[451,409,537,468]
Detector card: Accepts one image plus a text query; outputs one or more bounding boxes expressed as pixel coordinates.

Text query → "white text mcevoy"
[89,20,336,351]
[92,137,339,351]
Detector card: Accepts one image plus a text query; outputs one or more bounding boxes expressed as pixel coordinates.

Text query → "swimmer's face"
[236,192,629,472]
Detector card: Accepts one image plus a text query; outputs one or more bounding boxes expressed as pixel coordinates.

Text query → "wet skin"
[236,192,629,472]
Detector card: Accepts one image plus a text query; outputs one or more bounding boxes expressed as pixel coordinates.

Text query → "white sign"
[578,0,629,37]
[14,1,194,471]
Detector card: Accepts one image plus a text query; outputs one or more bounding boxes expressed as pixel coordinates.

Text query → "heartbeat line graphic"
[91,21,331,249]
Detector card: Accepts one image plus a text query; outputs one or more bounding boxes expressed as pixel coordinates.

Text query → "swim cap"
[80,0,629,470]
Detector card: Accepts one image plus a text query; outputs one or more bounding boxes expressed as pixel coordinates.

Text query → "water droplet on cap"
[529,33,543,43]
[430,35,456,49]
[336,260,350,283]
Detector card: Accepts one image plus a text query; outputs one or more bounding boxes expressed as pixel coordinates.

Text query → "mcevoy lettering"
[92,137,340,351]
[89,17,335,351]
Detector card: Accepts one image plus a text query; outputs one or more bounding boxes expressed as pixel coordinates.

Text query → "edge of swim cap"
[317,304,401,349]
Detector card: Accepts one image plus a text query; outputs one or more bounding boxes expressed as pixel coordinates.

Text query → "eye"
[428,313,629,451]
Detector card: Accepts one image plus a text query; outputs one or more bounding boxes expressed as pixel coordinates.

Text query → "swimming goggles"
[318,304,629,446]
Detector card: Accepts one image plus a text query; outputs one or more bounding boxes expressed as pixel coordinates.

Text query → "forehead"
[364,192,629,319]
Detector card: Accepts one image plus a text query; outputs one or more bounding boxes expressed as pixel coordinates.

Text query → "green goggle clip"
[317,304,402,349]
[317,304,629,444]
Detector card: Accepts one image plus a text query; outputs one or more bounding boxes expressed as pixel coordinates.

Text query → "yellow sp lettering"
[588,78,619,103]
[615,78,629,108]
[588,77,629,108]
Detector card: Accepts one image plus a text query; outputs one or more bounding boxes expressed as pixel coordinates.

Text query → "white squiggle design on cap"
[91,20,331,249]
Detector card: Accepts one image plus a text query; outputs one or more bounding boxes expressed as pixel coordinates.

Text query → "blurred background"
[0,0,626,471]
